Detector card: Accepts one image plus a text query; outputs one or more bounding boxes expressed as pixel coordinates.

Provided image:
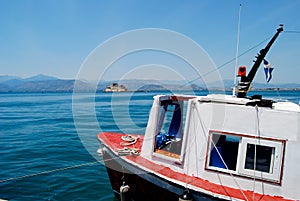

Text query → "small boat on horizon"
[98,25,300,201]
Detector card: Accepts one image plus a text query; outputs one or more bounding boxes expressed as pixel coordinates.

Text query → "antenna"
[233,4,242,96]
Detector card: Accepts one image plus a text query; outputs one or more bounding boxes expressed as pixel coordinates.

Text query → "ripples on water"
[0,91,299,200]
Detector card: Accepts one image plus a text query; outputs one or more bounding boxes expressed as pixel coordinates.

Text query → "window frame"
[152,96,193,164]
[238,137,284,183]
[206,132,241,174]
[206,130,285,184]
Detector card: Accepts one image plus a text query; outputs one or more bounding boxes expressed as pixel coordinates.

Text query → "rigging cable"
[0,157,113,184]
[192,103,249,201]
[185,36,272,87]
[253,106,260,200]
[186,29,300,87]
[284,30,300,34]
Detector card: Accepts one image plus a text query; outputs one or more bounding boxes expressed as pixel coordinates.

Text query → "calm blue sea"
[0,90,299,201]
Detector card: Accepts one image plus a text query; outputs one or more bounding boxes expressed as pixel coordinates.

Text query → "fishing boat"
[97,25,300,201]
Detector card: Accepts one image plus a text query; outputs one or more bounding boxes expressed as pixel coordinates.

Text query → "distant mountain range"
[0,74,95,93]
[0,74,299,93]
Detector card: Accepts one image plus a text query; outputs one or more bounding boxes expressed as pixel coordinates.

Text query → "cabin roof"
[197,94,250,105]
[273,101,300,112]
[157,94,300,112]
[198,94,300,112]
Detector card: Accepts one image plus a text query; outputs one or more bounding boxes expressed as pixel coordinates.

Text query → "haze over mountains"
[0,74,299,93]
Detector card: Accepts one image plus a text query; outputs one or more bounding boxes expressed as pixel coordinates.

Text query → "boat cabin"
[140,94,300,199]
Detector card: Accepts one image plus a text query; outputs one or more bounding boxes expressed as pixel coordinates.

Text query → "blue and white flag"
[263,59,273,83]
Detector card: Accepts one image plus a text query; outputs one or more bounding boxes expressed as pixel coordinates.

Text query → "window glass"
[244,144,274,173]
[155,100,186,157]
[209,133,240,171]
[159,104,177,135]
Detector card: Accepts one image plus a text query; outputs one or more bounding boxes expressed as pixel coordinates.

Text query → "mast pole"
[233,4,242,96]
[237,24,283,98]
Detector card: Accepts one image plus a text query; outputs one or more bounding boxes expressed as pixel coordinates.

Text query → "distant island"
[0,74,299,93]
[104,83,128,92]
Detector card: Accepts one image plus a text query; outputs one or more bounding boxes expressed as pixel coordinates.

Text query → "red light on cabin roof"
[238,66,246,77]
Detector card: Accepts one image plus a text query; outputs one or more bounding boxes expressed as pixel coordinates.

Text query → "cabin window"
[238,138,284,182]
[244,144,274,173]
[207,131,285,183]
[154,100,187,159]
[208,133,241,171]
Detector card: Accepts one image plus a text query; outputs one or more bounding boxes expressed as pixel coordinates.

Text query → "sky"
[0,0,300,84]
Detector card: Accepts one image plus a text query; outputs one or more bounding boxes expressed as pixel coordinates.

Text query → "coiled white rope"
[116,135,140,156]
[120,135,138,146]
[116,147,139,156]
